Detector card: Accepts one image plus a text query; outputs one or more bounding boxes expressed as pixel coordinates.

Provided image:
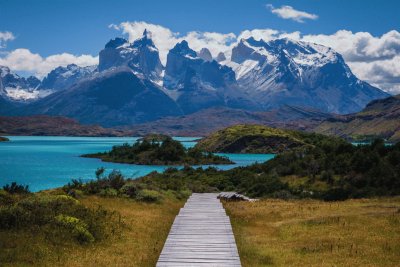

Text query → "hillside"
[195,124,333,153]
[0,115,126,136]
[127,106,334,136]
[314,94,400,142]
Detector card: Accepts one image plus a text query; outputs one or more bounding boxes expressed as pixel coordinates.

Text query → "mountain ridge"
[314,94,400,142]
[0,30,390,127]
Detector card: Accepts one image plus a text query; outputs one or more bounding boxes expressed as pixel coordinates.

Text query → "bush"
[0,194,122,244]
[107,170,125,190]
[175,189,192,200]
[0,189,14,205]
[136,189,162,203]
[322,187,351,201]
[3,182,30,194]
[55,214,95,243]
[119,182,140,198]
[99,188,118,197]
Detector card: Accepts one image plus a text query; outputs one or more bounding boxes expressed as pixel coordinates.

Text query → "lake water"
[0,136,275,192]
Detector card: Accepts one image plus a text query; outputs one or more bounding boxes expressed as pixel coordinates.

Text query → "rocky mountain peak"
[198,48,212,61]
[216,52,226,62]
[133,29,157,48]
[98,32,163,80]
[38,64,95,91]
[170,41,197,58]
[223,37,389,114]
[104,37,128,49]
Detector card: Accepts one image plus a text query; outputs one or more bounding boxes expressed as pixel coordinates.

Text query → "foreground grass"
[225,197,400,267]
[0,195,184,267]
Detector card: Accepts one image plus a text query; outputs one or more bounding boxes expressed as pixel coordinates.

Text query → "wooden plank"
[156,193,242,267]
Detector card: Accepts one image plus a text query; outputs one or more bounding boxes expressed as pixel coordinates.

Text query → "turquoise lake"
[0,136,275,192]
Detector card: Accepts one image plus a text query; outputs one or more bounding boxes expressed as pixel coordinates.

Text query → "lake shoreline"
[0,136,275,192]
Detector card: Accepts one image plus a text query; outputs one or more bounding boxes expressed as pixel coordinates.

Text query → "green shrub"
[3,182,30,194]
[136,189,162,203]
[119,182,139,198]
[0,193,122,243]
[55,214,95,243]
[0,205,26,228]
[99,188,118,197]
[0,189,13,205]
[175,189,192,200]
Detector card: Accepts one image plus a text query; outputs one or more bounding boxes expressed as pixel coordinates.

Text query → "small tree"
[3,182,30,194]
[95,167,105,179]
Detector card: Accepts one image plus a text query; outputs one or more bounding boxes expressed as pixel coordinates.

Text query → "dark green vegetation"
[82,136,232,165]
[195,124,336,153]
[0,136,9,141]
[131,138,400,201]
[138,133,171,142]
[63,168,191,203]
[3,182,29,194]
[315,94,400,143]
[79,129,399,201]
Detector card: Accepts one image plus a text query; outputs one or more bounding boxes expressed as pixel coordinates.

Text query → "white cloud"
[301,30,400,62]
[347,57,400,94]
[266,4,318,23]
[0,48,98,77]
[0,31,15,48]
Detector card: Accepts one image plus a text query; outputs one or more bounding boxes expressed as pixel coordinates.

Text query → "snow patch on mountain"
[224,59,259,80]
[5,87,53,101]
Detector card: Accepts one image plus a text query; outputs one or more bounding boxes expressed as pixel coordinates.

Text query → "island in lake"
[82,135,233,165]
[0,136,9,142]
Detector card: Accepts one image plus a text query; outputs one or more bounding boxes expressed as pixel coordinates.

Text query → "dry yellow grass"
[225,197,400,267]
[1,195,184,267]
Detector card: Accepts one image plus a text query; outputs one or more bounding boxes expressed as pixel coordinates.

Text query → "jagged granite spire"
[98,30,163,81]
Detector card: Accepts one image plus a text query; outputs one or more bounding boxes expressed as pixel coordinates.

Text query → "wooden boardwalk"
[156,193,242,267]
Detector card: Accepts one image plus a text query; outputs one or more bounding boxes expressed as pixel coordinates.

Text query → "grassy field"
[0,195,184,267]
[225,197,400,267]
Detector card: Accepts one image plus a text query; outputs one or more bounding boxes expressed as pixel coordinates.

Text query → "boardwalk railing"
[156,193,242,267]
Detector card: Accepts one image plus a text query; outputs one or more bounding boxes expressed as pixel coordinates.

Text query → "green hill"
[195,124,336,153]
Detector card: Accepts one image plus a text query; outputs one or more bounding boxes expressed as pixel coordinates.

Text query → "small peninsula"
[0,136,9,142]
[82,136,233,165]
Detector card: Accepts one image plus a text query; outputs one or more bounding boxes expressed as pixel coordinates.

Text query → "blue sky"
[0,0,399,93]
[1,0,398,56]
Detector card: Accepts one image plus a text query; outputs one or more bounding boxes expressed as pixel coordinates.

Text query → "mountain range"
[0,30,390,127]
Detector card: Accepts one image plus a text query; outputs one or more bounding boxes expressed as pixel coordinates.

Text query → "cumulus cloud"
[301,30,400,62]
[0,31,15,48]
[266,4,318,23]
[348,57,400,94]
[0,48,98,77]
